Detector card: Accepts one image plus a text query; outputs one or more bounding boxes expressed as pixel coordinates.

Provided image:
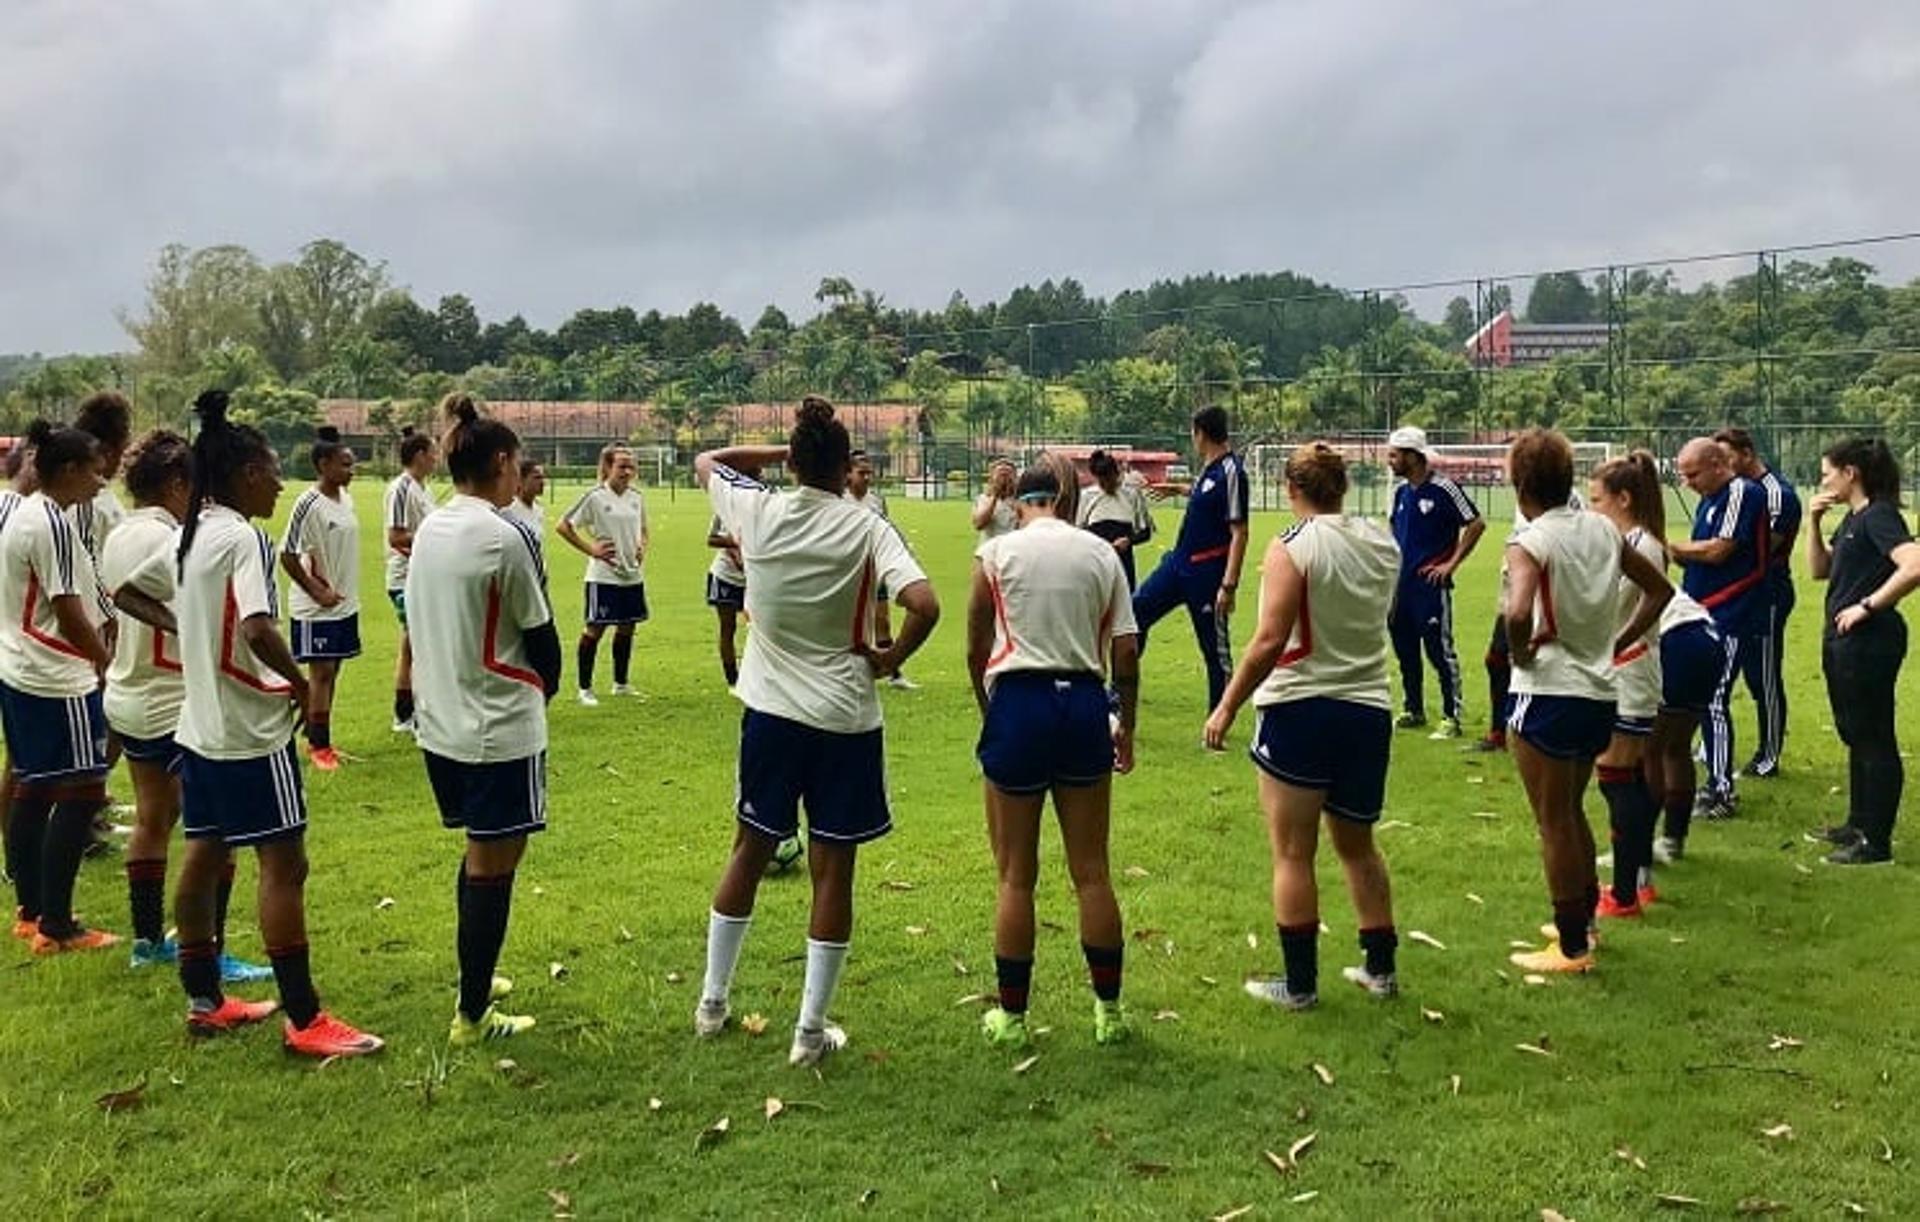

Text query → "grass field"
[3,477,1917,1219]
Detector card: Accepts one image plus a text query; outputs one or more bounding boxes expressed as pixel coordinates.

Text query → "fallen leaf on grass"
[1290,1191,1319,1204]
[1793,863,1814,875]
[1247,932,1259,950]
[647,1097,663,1112]
[1508,940,1534,950]
[1878,1136,1895,1163]
[618,926,634,943]
[1767,1034,1804,1052]
[1265,1150,1291,1176]
[1153,1009,1181,1023]
[1311,1063,1335,1086]
[741,1013,769,1036]
[1132,927,1165,943]
[1200,975,1219,987]
[549,1151,581,1169]
[1421,1007,1445,1024]
[952,959,969,976]
[857,1188,879,1207]
[764,1097,785,1121]
[904,925,928,937]
[1124,865,1151,879]
[664,971,683,984]
[1129,1162,1172,1178]
[375,896,395,910]
[1654,1193,1701,1209]
[1669,936,1688,945]
[547,1188,574,1218]
[1470,811,1500,820]
[1449,1074,1461,1096]
[1515,1043,1554,1058]
[1841,1203,1867,1217]
[1614,1145,1648,1171]
[1012,1055,1040,1075]
[96,1076,147,1114]
[1212,1206,1253,1222]
[954,992,989,1007]
[989,1175,1003,1194]
[1734,1200,1787,1216]
[694,1116,730,1153]
[1467,776,1485,785]
[548,961,569,980]
[879,879,915,892]
[1288,1132,1318,1165]
[1760,1123,1793,1141]
[1408,930,1447,951]
[1378,819,1413,831]
[1524,974,1549,986]
[1466,893,1486,905]
[1541,1211,1573,1222]
[1093,1126,1115,1148]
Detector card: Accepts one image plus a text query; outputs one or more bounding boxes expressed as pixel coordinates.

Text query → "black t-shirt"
[1825,500,1913,636]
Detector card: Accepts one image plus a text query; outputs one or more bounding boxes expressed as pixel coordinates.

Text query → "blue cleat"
[219,952,274,984]
[129,937,179,969]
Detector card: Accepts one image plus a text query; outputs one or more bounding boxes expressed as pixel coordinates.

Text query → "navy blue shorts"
[292,614,363,662]
[706,574,746,611]
[737,710,891,844]
[586,581,649,626]
[0,684,109,789]
[1249,697,1392,822]
[181,742,307,846]
[977,672,1112,794]
[1659,620,1723,714]
[1614,714,1654,738]
[387,588,408,627]
[1508,693,1615,761]
[424,750,548,841]
[119,730,184,774]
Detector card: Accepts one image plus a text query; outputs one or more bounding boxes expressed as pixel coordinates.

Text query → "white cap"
[1387,426,1430,456]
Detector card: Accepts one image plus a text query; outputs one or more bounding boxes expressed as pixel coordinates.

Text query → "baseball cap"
[1387,426,1430,456]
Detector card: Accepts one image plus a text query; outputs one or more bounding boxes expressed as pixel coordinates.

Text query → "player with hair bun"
[385,426,438,733]
[281,426,360,770]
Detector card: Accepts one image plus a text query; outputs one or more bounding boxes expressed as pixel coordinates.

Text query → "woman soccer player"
[281,427,360,771]
[691,397,940,1068]
[845,450,917,690]
[707,502,748,690]
[969,462,1139,1049]
[384,426,437,733]
[1204,443,1404,1011]
[1077,448,1154,590]
[407,395,562,1044]
[557,443,649,705]
[1503,430,1670,974]
[72,390,132,565]
[503,458,546,536]
[102,430,272,981]
[971,459,1018,541]
[1804,438,1920,865]
[0,421,116,952]
[172,390,382,1055]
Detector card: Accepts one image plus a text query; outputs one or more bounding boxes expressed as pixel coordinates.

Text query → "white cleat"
[577,690,600,708]
[391,716,415,735]
[788,1021,847,1067]
[1244,979,1318,1011]
[610,683,646,701]
[693,998,730,1038]
[1340,965,1399,999]
[885,674,919,691]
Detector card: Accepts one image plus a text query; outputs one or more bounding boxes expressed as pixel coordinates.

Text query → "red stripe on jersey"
[151,624,182,674]
[21,573,88,660]
[1613,642,1650,666]
[483,582,542,690]
[1188,545,1230,563]
[1274,579,1314,669]
[1698,513,1770,609]
[985,573,1016,667]
[220,585,292,694]
[850,558,875,650]
[1529,564,1559,648]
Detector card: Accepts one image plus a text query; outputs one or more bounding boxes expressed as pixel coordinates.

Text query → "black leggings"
[1824,622,1906,852]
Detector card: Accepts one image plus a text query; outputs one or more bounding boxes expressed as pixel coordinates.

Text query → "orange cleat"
[1637,884,1659,907]
[1538,922,1601,949]
[188,996,280,1035]
[12,908,37,942]
[284,1012,385,1058]
[307,746,342,772]
[1596,893,1644,920]
[31,926,122,955]
[1510,944,1595,974]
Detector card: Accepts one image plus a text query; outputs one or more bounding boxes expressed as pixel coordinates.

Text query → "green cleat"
[1428,717,1462,741]
[449,1004,536,1047]
[980,1006,1031,1049]
[1093,999,1131,1046]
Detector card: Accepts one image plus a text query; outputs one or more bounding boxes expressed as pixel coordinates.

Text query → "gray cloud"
[4,0,1919,352]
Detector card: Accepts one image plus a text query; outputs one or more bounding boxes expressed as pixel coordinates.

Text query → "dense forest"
[4,238,1918,454]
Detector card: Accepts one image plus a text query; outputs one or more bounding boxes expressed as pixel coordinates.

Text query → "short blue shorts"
[424,750,548,841]
[292,614,363,662]
[0,684,109,789]
[387,588,408,628]
[119,730,184,774]
[976,671,1112,794]
[1249,697,1392,822]
[705,574,746,611]
[181,741,307,846]
[1659,619,1723,714]
[1509,693,1615,761]
[736,710,890,844]
[586,582,649,627]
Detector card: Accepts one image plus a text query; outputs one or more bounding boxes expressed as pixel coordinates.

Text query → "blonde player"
[384,427,437,733]
[557,444,649,705]
[281,427,360,771]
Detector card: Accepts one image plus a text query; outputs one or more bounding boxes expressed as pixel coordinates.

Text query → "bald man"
[1667,437,1771,825]
[1713,428,1801,779]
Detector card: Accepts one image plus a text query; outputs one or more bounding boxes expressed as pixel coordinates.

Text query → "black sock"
[38,800,98,938]
[1358,926,1397,978]
[269,942,321,1028]
[1279,922,1319,997]
[1662,789,1691,844]
[457,866,517,1022]
[5,797,49,918]
[307,718,331,749]
[1627,777,1659,894]
[994,955,1033,1014]
[1598,768,1641,908]
[1082,942,1123,1002]
[722,658,739,687]
[215,858,236,953]
[577,638,597,691]
[1553,901,1591,958]
[394,689,415,723]
[611,635,633,686]
[179,939,222,1010]
[127,858,167,943]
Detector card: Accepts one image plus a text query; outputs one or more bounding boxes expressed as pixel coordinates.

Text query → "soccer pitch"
[3,479,1915,1218]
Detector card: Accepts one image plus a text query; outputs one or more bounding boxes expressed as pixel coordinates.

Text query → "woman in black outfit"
[1804,438,1920,865]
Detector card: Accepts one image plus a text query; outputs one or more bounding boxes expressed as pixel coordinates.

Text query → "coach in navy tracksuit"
[1715,427,1801,779]
[1385,426,1485,738]
[1133,405,1249,712]
[1670,436,1771,819]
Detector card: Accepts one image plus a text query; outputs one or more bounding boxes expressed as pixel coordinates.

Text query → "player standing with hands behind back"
[558,444,650,705]
[384,427,437,734]
[281,427,360,771]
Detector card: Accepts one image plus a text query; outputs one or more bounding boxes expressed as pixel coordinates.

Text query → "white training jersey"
[0,493,99,698]
[562,484,648,586]
[974,494,1018,541]
[1659,588,1714,636]
[1253,514,1400,711]
[975,517,1137,691]
[407,495,553,764]
[846,488,889,521]
[384,473,435,591]
[709,465,927,734]
[501,497,544,537]
[100,507,184,739]
[176,506,297,759]
[281,486,360,622]
[1508,507,1622,703]
[69,486,124,625]
[1077,484,1151,535]
[1612,526,1664,719]
[707,514,746,585]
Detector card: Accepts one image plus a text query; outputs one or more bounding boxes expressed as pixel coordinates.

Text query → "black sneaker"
[1394,712,1428,731]
[1825,839,1892,866]
[1465,735,1507,754]
[1804,824,1859,846]
[1694,794,1738,822]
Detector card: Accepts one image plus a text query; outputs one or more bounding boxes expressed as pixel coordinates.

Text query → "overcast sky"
[5,0,1920,353]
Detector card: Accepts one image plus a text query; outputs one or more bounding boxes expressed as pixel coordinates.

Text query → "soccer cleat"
[788,1022,848,1067]
[1595,851,1614,868]
[1655,836,1684,863]
[1637,885,1659,907]
[13,908,39,941]
[885,674,920,691]
[1742,759,1780,780]
[1804,824,1859,847]
[490,974,514,1001]
[1510,944,1595,973]
[31,926,121,955]
[284,1012,385,1058]
[129,936,179,969]
[307,745,342,772]
[449,1005,536,1047]
[980,1006,1032,1049]
[188,996,279,1035]
[576,690,600,708]
[1825,839,1893,866]
[1393,712,1428,731]
[610,683,646,701]
[1244,978,1317,1011]
[1693,793,1737,822]
[1595,893,1643,920]
[219,952,274,984]
[391,716,415,735]
[1428,717,1463,741]
[1539,922,1601,949]
[1466,734,1506,754]
[1340,965,1399,999]
[692,997,731,1038]
[1093,998,1131,1045]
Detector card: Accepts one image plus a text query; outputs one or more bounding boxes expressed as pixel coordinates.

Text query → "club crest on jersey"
[1200,478,1216,493]
[1419,499,1434,515]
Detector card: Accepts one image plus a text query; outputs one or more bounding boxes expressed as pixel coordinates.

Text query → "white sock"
[702,910,751,1004]
[797,938,849,1033]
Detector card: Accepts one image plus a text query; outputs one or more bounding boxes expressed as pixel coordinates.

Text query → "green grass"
[4,479,1917,1219]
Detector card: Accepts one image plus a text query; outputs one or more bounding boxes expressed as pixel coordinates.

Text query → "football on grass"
[765,836,804,875]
